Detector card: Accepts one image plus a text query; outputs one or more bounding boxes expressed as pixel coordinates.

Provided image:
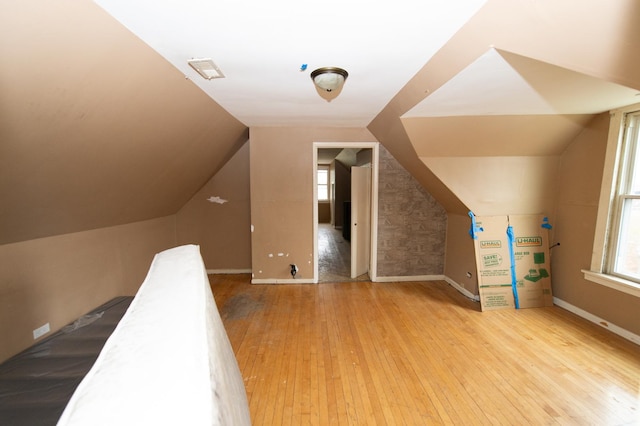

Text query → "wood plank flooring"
[210,274,640,425]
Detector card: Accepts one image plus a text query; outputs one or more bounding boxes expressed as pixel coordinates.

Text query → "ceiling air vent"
[187,59,225,80]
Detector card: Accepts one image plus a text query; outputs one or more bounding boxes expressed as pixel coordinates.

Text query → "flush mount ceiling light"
[310,67,348,93]
[187,59,225,80]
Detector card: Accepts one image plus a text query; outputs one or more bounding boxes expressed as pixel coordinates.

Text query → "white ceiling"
[92,0,487,127]
[404,48,640,118]
[92,0,640,130]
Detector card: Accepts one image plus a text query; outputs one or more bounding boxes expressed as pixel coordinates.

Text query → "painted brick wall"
[377,146,447,277]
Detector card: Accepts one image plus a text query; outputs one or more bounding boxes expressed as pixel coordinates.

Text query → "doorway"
[313,142,379,283]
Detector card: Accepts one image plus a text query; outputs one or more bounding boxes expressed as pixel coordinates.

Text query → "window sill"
[582,270,640,298]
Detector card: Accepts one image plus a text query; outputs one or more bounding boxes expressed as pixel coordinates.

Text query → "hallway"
[317,223,368,283]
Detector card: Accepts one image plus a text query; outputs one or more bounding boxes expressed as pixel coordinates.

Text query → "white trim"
[375,274,445,283]
[591,103,640,273]
[582,269,640,298]
[313,146,319,283]
[317,164,330,202]
[206,269,251,275]
[444,276,481,301]
[312,142,379,284]
[590,110,625,271]
[553,297,640,346]
[370,146,379,281]
[251,278,316,284]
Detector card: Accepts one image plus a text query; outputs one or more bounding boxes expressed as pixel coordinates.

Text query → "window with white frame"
[584,104,640,297]
[608,110,640,282]
[317,166,329,201]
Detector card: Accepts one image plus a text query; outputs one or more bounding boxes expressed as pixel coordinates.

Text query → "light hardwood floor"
[210,274,640,425]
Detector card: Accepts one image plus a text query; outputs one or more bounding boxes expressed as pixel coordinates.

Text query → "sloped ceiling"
[402,48,638,158]
[369,0,640,215]
[3,0,640,244]
[91,0,487,127]
[1,0,488,245]
[405,49,640,118]
[0,0,247,244]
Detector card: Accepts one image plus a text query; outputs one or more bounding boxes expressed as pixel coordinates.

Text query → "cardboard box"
[473,215,515,311]
[508,214,554,308]
[472,214,554,310]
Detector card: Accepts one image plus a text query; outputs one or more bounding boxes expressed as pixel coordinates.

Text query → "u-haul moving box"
[472,214,553,311]
[473,215,515,311]
[509,215,554,309]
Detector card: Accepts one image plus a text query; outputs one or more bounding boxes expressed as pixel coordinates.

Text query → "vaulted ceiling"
[2,0,639,244]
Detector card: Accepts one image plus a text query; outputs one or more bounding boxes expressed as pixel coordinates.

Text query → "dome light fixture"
[310,67,348,93]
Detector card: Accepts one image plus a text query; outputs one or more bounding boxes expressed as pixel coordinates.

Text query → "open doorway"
[313,142,379,283]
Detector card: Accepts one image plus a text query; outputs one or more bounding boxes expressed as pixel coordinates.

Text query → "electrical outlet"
[33,322,50,340]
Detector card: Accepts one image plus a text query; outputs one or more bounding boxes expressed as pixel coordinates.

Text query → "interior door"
[351,166,372,278]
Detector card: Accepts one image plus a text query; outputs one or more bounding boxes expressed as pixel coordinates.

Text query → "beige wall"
[176,141,252,270]
[249,127,376,281]
[0,0,248,246]
[0,216,176,363]
[318,202,331,224]
[422,156,560,217]
[249,127,451,281]
[444,213,479,295]
[552,113,640,335]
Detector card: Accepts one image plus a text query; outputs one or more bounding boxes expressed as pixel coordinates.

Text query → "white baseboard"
[374,274,445,283]
[251,278,316,284]
[443,276,480,302]
[206,269,252,274]
[553,297,640,346]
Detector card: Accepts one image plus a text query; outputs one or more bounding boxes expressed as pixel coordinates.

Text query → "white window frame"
[583,103,640,298]
[317,165,330,202]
